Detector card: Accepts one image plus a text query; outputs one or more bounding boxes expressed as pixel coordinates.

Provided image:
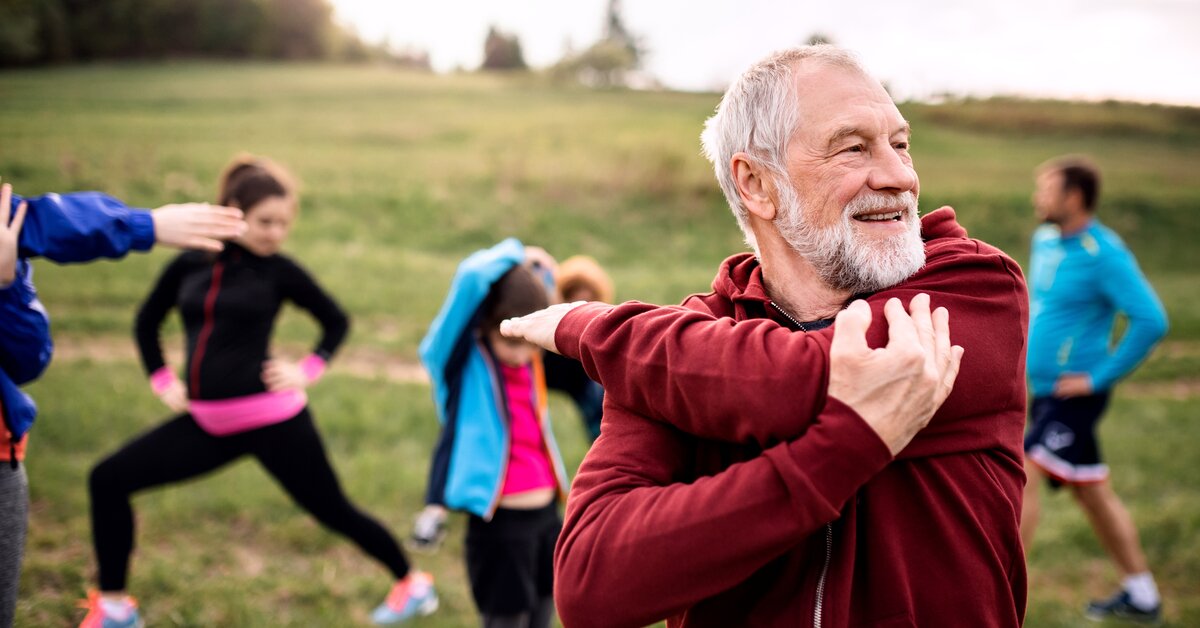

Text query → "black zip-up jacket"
[135,242,349,400]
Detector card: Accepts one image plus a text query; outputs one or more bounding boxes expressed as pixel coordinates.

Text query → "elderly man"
[503,46,1028,627]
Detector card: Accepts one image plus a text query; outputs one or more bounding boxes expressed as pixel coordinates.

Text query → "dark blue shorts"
[1024,393,1111,489]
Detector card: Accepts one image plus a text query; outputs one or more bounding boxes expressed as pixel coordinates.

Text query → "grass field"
[2,62,1198,626]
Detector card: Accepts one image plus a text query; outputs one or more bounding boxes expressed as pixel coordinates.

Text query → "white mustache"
[845,191,918,216]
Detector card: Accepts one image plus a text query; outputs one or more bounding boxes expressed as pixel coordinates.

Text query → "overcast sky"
[329,0,1200,105]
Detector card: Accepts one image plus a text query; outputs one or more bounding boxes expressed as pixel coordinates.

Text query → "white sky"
[329,0,1200,105]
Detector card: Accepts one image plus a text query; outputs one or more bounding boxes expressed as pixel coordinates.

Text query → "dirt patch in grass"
[51,334,429,384]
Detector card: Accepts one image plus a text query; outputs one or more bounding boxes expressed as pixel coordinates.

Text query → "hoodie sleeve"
[556,301,831,447]
[1088,243,1168,391]
[554,240,1030,457]
[419,238,525,417]
[279,256,350,362]
[554,396,892,628]
[13,192,155,263]
[0,260,53,385]
[134,254,190,376]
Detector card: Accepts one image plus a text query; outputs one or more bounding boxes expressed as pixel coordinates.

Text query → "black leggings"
[89,408,409,591]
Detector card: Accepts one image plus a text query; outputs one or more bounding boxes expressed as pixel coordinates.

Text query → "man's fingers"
[831,299,872,356]
[9,201,27,234]
[1,183,11,223]
[882,297,918,350]
[947,345,965,386]
[932,306,952,370]
[186,236,226,252]
[908,293,934,353]
[499,317,522,338]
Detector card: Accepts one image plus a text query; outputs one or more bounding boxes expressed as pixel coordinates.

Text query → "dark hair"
[480,266,550,331]
[1042,155,1101,212]
[217,154,296,214]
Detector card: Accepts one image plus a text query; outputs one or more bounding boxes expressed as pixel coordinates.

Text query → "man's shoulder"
[1087,221,1132,256]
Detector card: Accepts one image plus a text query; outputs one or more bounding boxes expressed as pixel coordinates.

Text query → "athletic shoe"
[408,507,447,553]
[371,571,439,624]
[78,590,144,628]
[1085,589,1162,624]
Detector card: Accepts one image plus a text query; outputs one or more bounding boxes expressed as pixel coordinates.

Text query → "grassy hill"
[2,62,1197,626]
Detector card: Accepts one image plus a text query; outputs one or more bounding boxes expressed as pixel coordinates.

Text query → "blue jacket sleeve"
[12,192,155,263]
[0,259,53,385]
[418,238,525,419]
[1089,245,1169,390]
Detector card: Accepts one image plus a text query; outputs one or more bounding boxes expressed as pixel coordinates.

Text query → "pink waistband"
[189,390,307,436]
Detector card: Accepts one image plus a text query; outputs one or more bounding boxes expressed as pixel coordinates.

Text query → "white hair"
[700,45,870,253]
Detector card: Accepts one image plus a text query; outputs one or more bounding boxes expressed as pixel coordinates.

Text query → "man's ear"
[1064,187,1086,214]
[732,152,777,221]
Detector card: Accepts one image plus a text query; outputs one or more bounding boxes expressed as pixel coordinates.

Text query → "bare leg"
[1070,480,1149,576]
[1020,460,1044,552]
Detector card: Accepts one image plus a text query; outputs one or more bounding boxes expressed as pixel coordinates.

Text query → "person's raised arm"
[0,187,51,385]
[503,295,961,448]
[8,186,243,262]
[503,246,1024,452]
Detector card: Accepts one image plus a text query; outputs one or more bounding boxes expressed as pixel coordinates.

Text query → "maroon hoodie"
[552,207,1028,627]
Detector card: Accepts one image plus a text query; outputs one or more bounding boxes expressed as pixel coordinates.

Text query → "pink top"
[499,363,556,496]
[149,355,327,437]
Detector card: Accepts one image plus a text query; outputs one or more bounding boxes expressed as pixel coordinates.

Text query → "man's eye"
[843,145,864,154]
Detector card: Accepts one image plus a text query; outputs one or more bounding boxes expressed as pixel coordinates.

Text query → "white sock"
[1122,572,1160,610]
[100,596,135,621]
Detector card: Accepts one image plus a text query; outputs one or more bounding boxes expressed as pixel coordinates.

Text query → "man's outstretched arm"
[9,187,243,262]
[503,248,1024,451]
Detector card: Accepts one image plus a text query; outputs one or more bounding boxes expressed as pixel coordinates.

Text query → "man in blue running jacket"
[1020,156,1168,623]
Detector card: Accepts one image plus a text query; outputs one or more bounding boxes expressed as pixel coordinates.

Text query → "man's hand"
[1053,373,1093,398]
[1,181,28,286]
[828,295,964,455]
[262,359,308,392]
[499,301,591,355]
[152,203,246,252]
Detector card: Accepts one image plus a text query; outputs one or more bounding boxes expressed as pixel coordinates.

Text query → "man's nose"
[867,144,918,193]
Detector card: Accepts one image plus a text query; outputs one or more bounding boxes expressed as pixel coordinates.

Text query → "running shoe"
[78,590,144,628]
[371,571,438,624]
[408,507,448,553]
[1086,589,1162,624]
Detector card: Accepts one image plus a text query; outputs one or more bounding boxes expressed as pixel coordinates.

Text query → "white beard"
[775,186,926,294]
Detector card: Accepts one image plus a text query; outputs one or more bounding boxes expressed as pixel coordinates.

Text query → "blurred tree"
[806,32,834,46]
[604,0,642,66]
[0,0,42,64]
[550,0,645,87]
[0,0,397,65]
[481,25,526,70]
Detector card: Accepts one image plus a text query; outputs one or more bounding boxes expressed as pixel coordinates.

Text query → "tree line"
[0,0,400,67]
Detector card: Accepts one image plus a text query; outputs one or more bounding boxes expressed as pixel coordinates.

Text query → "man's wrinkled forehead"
[788,63,906,138]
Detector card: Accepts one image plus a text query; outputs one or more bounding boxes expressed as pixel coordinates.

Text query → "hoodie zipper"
[480,341,510,520]
[814,522,832,628]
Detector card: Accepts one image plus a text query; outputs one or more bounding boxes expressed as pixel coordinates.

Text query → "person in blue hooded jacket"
[0,179,244,628]
[414,239,570,628]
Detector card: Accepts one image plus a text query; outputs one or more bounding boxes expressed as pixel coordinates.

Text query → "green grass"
[2,62,1198,626]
